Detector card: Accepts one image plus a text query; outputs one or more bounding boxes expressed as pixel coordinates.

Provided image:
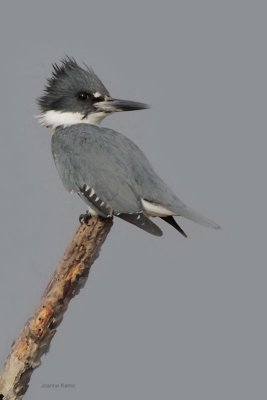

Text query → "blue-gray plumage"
[38,57,220,237]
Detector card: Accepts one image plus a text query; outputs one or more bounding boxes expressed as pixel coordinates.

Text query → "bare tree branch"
[0,216,113,400]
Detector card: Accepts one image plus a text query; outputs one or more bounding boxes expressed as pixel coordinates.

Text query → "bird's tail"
[118,213,163,236]
[161,216,187,237]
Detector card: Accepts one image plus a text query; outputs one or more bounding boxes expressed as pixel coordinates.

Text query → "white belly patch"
[141,199,174,217]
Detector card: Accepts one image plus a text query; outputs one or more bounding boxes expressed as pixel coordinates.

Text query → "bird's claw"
[79,210,91,225]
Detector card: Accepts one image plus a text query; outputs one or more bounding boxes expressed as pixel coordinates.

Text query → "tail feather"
[161,216,187,238]
[118,213,163,237]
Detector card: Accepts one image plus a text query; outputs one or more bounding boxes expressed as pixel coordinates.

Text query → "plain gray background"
[0,1,266,399]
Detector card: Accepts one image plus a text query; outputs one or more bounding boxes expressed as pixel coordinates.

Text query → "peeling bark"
[0,217,113,400]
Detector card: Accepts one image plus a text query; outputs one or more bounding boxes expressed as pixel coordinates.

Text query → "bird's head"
[38,57,149,129]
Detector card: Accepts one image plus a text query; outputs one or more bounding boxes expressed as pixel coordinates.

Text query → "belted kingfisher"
[38,57,220,237]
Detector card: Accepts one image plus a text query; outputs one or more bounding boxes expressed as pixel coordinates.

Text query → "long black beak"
[94,98,150,112]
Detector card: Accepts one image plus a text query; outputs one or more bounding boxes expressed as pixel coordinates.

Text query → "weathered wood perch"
[0,216,113,400]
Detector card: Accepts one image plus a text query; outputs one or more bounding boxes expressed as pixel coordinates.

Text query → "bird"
[38,57,220,237]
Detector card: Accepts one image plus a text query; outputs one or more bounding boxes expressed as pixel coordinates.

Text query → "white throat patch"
[37,110,108,130]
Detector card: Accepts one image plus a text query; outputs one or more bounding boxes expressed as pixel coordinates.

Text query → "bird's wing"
[135,165,220,229]
[51,125,163,236]
[109,128,220,230]
[135,167,220,229]
[51,126,141,214]
[52,124,219,232]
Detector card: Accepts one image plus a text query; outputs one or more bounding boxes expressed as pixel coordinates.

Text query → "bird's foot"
[79,210,91,225]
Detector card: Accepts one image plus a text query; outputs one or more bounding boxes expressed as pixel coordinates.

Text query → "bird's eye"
[78,92,90,101]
